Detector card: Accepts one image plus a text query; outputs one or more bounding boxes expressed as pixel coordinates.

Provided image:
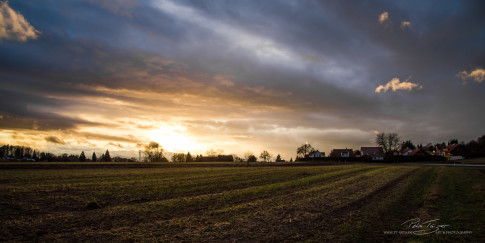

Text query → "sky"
[1,0,484,160]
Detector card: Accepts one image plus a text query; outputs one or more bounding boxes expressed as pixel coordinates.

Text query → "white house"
[308,150,325,158]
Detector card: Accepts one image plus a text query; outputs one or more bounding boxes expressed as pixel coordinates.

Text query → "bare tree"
[171,153,186,162]
[260,150,272,162]
[244,151,254,161]
[206,149,224,157]
[376,132,400,153]
[144,141,165,162]
[297,143,314,158]
[387,133,400,152]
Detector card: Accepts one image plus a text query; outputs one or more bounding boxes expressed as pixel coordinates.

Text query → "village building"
[447,144,465,156]
[307,150,325,158]
[200,155,234,162]
[353,150,361,157]
[330,149,353,158]
[408,148,431,157]
[361,147,384,160]
[400,148,414,156]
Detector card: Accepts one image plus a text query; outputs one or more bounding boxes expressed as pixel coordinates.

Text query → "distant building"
[409,148,431,157]
[330,149,353,158]
[200,155,234,162]
[447,144,465,156]
[353,150,361,157]
[400,148,413,156]
[361,147,384,160]
[308,150,325,158]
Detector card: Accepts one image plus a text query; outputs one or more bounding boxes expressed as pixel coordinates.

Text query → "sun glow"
[148,126,202,153]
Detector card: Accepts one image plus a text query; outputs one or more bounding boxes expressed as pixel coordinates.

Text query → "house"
[200,155,234,162]
[400,148,414,156]
[409,148,431,156]
[308,150,325,158]
[330,149,353,158]
[353,150,361,157]
[361,147,384,160]
[447,144,465,156]
[431,148,445,156]
[441,144,465,160]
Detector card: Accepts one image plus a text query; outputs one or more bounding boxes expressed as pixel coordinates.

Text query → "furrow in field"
[318,167,436,242]
[208,166,398,216]
[106,165,378,213]
[1,167,291,186]
[0,166,350,216]
[147,166,419,241]
[1,166,379,241]
[57,166,394,241]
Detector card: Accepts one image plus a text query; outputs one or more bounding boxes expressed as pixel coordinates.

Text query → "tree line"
[0,145,136,162]
[294,132,485,160]
[143,142,287,162]
[375,132,485,158]
[2,133,485,162]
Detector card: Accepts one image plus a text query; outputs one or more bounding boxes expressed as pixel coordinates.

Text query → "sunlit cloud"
[378,11,390,25]
[400,21,411,30]
[375,77,423,93]
[0,1,40,42]
[457,68,485,84]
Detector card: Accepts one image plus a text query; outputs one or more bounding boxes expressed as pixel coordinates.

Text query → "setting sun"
[148,126,202,153]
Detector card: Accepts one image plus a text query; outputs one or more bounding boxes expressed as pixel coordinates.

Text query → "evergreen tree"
[448,139,459,145]
[92,152,97,162]
[79,151,86,162]
[400,140,416,150]
[186,152,193,162]
[32,150,39,161]
[103,149,112,162]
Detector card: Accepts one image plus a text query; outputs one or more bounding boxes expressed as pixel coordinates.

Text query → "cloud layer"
[0,0,484,159]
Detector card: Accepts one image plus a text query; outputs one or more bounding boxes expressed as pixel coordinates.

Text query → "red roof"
[330,149,353,157]
[361,147,384,156]
[409,148,430,156]
[400,148,413,155]
[331,149,353,153]
[447,144,459,152]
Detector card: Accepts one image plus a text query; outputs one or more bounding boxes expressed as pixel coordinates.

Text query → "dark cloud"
[0,89,100,131]
[45,136,66,145]
[77,132,141,144]
[108,142,124,148]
